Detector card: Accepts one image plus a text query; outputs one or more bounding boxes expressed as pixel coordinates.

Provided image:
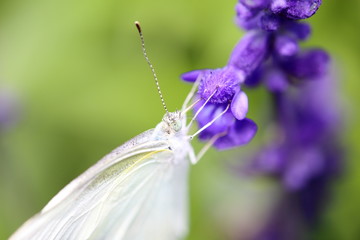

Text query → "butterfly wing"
[10,137,189,240]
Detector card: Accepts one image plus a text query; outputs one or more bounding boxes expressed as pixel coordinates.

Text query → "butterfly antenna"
[135,21,168,113]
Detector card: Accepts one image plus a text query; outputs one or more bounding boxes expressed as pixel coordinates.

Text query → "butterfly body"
[10,111,194,240]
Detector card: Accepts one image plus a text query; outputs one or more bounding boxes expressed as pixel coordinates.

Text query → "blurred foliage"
[0,0,359,239]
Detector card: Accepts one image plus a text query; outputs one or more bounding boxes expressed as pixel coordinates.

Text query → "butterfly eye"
[172,119,182,132]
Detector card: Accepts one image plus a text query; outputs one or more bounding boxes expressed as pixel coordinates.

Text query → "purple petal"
[180,70,204,82]
[260,12,282,31]
[203,108,234,137]
[247,145,286,174]
[240,0,270,9]
[231,91,248,120]
[214,118,258,150]
[195,102,234,140]
[195,101,216,128]
[281,49,330,80]
[285,22,312,40]
[275,35,299,57]
[235,3,264,30]
[244,65,264,87]
[235,13,262,30]
[294,77,340,136]
[264,68,289,92]
[197,67,244,104]
[229,32,270,76]
[283,148,324,191]
[270,0,288,14]
[285,0,322,20]
[235,2,256,20]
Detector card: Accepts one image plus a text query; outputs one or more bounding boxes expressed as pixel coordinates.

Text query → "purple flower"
[242,75,342,233]
[194,100,257,150]
[285,22,312,40]
[249,143,341,238]
[240,0,270,9]
[244,46,330,91]
[229,32,270,75]
[231,4,327,92]
[181,65,257,150]
[274,34,299,57]
[236,0,322,31]
[214,118,258,150]
[282,0,322,20]
[179,0,327,158]
[283,147,325,190]
[264,68,290,92]
[180,0,340,239]
[261,13,282,31]
[197,67,245,104]
[181,66,250,119]
[279,48,330,80]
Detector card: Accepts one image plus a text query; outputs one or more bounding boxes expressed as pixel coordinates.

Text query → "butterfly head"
[152,111,186,141]
[162,111,183,134]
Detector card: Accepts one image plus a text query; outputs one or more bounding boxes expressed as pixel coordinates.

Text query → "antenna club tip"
[134,21,141,33]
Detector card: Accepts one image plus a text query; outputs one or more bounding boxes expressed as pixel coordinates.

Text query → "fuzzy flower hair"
[181,66,257,150]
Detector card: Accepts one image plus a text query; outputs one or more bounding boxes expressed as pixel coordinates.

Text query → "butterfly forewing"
[11,136,189,240]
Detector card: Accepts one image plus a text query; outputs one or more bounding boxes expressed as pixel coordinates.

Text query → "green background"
[0,0,359,239]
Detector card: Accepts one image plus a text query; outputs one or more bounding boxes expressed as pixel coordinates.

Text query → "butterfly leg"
[189,147,197,165]
[189,102,230,164]
[192,132,227,164]
[181,73,202,112]
[187,89,218,130]
[190,104,230,139]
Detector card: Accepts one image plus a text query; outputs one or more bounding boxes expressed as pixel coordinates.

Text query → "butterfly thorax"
[152,111,192,164]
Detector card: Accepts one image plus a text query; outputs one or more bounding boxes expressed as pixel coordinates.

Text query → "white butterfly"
[11,112,192,240]
[10,22,228,240]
